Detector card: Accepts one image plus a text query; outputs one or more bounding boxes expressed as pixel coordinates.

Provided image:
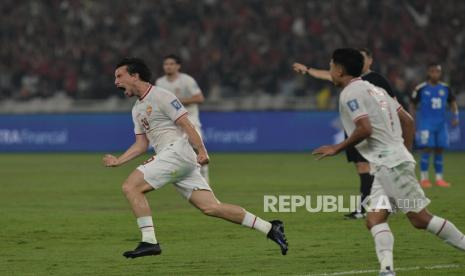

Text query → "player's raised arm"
[292,62,333,81]
[175,114,209,165]
[103,134,149,167]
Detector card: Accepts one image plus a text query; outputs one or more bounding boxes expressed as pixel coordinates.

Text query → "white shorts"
[368,162,430,213]
[137,139,211,199]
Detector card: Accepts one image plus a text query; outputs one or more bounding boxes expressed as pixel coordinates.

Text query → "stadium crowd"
[1,0,465,108]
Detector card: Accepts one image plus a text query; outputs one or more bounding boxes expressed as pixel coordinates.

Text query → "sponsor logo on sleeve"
[347,99,359,112]
[171,99,182,110]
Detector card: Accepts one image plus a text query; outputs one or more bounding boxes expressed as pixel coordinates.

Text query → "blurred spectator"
[1,0,464,107]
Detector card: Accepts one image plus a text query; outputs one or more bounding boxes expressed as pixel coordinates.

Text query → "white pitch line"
[303,264,461,276]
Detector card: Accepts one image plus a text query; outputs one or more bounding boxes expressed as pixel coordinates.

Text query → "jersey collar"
[139,84,152,100]
[348,77,362,85]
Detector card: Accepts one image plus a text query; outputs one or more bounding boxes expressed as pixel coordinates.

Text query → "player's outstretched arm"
[103,134,149,167]
[179,93,204,106]
[398,108,415,151]
[312,117,372,160]
[175,114,209,165]
[292,62,332,81]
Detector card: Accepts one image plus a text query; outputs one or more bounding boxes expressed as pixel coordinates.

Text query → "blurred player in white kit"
[156,54,209,183]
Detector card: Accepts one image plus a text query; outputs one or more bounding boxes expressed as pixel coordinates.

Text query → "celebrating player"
[313,48,465,276]
[156,54,210,183]
[103,57,288,258]
[409,63,459,188]
[293,48,405,220]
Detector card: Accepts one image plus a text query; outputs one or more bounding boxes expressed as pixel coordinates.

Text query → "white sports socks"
[241,211,272,235]
[370,223,394,272]
[137,216,157,244]
[427,216,465,250]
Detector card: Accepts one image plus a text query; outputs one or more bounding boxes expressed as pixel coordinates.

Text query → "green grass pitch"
[1,152,464,275]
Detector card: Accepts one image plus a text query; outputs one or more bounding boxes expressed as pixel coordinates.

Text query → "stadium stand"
[1,0,465,111]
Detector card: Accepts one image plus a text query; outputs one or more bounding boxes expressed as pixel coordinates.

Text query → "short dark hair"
[428,62,441,68]
[116,57,152,82]
[163,54,182,65]
[358,47,372,57]
[332,48,364,77]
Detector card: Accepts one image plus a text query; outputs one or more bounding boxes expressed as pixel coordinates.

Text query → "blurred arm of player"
[313,117,372,160]
[398,107,415,151]
[176,114,209,165]
[179,93,204,106]
[292,62,333,81]
[450,100,459,127]
[102,134,149,167]
[179,77,205,106]
[408,100,417,122]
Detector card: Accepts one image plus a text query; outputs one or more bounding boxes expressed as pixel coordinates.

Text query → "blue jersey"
[411,82,455,125]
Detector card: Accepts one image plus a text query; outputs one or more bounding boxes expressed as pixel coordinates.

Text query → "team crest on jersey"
[146,105,153,116]
[424,90,431,96]
[347,99,359,112]
[439,89,445,96]
[171,99,182,110]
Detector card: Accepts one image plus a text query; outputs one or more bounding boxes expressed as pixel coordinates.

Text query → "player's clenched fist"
[197,152,210,165]
[103,154,120,167]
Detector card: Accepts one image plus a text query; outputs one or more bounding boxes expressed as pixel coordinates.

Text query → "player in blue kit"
[409,63,459,188]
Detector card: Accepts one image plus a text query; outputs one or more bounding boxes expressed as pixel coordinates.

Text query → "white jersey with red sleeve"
[156,73,202,128]
[131,85,188,154]
[339,78,415,168]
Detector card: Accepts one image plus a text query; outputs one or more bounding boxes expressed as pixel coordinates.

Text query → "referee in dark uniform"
[293,48,398,219]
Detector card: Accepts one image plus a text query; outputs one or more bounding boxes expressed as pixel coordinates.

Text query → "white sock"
[137,216,157,244]
[421,171,429,181]
[370,223,394,272]
[436,173,443,180]
[241,211,272,235]
[427,216,465,250]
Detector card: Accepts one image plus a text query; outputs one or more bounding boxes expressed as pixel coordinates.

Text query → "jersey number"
[141,118,150,130]
[431,97,442,109]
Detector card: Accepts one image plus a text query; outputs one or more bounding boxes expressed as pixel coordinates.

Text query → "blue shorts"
[416,122,449,149]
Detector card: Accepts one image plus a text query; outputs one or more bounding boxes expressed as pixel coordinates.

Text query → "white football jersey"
[339,78,415,168]
[132,85,188,154]
[156,73,202,128]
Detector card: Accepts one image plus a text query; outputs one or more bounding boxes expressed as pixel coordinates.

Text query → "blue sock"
[434,154,443,175]
[420,152,430,172]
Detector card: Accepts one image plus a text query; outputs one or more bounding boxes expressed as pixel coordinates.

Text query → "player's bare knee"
[366,214,387,229]
[356,162,370,174]
[409,218,427,229]
[407,214,428,229]
[122,181,136,195]
[366,219,377,230]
